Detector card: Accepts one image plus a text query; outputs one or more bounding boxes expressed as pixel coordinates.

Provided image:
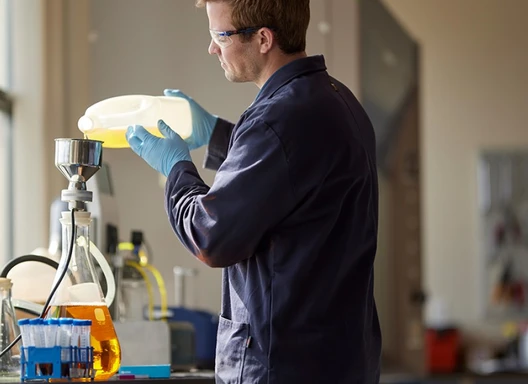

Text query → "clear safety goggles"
[209,27,262,48]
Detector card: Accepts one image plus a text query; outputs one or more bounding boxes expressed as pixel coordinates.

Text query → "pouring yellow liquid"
[46,304,121,381]
[84,126,164,149]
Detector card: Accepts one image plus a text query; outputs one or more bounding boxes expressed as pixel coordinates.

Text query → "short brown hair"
[196,0,310,54]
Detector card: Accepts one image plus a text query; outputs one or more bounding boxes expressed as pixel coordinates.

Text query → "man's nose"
[208,39,219,55]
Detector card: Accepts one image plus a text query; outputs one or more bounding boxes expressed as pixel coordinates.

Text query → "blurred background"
[1,0,528,382]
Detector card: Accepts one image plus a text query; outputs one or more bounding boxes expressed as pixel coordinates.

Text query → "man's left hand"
[126,119,192,177]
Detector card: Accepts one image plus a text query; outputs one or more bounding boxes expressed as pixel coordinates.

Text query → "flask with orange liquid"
[78,95,192,148]
[45,211,121,381]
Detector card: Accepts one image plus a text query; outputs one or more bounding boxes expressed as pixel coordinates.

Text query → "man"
[126,0,381,383]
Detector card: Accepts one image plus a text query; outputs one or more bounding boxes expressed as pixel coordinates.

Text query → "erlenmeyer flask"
[0,278,21,379]
[45,211,121,381]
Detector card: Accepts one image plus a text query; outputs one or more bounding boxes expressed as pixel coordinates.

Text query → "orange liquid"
[46,304,121,381]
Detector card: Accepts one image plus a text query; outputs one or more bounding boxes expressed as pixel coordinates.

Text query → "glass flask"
[0,278,21,379]
[45,211,121,381]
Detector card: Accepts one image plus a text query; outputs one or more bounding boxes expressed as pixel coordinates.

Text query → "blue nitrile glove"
[164,89,218,150]
[126,119,191,177]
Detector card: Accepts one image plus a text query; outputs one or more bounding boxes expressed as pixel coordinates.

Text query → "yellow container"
[78,95,192,148]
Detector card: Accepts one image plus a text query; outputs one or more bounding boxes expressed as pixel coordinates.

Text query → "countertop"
[10,370,528,383]
[381,371,528,384]
[4,372,216,384]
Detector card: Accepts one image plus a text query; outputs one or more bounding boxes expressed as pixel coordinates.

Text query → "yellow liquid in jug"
[85,126,162,149]
[47,304,121,381]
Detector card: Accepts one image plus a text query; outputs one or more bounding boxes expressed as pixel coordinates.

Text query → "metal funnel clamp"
[55,138,103,184]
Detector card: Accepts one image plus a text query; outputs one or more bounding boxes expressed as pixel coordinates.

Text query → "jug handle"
[62,236,116,308]
[89,241,116,307]
[9,245,116,316]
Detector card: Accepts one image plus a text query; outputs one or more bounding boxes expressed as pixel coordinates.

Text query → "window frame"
[0,90,13,115]
[0,0,14,264]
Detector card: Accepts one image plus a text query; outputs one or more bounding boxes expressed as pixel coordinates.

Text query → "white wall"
[11,0,47,258]
[83,0,358,313]
[382,0,528,326]
[20,0,528,331]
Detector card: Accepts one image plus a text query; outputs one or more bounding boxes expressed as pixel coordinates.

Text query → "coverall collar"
[255,55,327,103]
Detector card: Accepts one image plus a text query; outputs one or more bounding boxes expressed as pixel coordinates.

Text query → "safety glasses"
[209,27,263,48]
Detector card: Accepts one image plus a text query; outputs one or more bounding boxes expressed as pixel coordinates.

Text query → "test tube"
[71,320,82,348]
[18,319,32,359]
[78,320,91,348]
[58,318,73,376]
[74,320,92,378]
[57,318,73,347]
[45,319,59,348]
[17,319,31,347]
[28,318,45,348]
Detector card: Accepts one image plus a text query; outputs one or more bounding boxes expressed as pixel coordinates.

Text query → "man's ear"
[258,28,274,54]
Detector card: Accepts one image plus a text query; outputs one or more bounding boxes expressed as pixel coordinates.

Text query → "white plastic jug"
[78,95,192,148]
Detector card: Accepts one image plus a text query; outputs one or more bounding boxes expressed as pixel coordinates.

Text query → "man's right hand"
[164,89,218,150]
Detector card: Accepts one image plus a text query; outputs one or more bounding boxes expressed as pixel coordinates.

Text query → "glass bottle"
[0,278,21,379]
[45,211,121,381]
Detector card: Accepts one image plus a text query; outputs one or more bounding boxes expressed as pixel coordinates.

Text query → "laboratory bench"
[381,372,528,384]
[8,371,528,383]
[109,376,215,384]
[6,373,216,384]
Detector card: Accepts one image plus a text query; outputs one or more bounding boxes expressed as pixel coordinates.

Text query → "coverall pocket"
[215,316,249,384]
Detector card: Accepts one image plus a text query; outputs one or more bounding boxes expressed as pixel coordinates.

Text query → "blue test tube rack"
[20,346,94,381]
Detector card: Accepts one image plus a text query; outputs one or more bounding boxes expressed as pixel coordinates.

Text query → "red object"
[117,375,136,380]
[426,328,460,373]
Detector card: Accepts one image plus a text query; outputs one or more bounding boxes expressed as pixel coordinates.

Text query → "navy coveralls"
[165,55,381,384]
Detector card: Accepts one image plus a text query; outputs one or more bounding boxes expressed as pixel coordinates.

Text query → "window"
[0,0,13,263]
